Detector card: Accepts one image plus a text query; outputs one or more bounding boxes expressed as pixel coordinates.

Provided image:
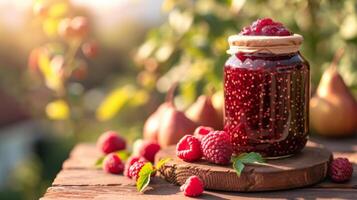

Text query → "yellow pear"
[310,63,357,137]
[186,95,222,130]
[211,90,224,127]
[143,83,198,147]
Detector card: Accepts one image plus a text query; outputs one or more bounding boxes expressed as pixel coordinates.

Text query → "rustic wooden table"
[41,137,357,200]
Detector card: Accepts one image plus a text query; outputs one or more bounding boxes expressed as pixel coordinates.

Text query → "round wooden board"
[155,142,332,192]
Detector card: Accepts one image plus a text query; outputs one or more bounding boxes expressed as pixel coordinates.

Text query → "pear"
[143,83,198,147]
[186,95,222,130]
[310,49,357,137]
[158,103,198,147]
[211,90,224,127]
[132,138,144,156]
[143,102,169,141]
[143,83,178,142]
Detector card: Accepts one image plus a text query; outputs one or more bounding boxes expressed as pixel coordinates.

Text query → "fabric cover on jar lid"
[227,34,303,55]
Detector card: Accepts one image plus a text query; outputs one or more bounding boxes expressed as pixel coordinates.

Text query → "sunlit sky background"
[0,0,163,32]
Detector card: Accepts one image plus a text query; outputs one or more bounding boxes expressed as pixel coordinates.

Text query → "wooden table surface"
[41,136,357,200]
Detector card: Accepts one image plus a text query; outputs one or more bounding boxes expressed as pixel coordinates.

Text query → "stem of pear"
[330,47,345,70]
[166,82,178,107]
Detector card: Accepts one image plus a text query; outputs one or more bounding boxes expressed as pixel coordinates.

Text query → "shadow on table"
[207,188,357,200]
[310,135,357,153]
[145,178,180,195]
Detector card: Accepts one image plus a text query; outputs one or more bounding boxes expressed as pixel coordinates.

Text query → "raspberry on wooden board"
[201,131,233,165]
[193,126,214,140]
[176,135,202,162]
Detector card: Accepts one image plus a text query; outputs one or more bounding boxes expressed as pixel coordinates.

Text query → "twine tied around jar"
[227,34,303,55]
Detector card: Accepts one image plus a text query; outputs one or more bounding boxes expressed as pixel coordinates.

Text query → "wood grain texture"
[41,186,357,200]
[59,142,357,189]
[41,139,357,199]
[156,143,332,191]
[53,169,134,186]
[62,144,100,169]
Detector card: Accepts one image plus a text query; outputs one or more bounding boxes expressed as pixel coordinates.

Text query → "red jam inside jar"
[224,19,310,158]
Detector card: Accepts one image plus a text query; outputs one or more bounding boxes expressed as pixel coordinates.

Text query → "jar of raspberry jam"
[224,18,310,158]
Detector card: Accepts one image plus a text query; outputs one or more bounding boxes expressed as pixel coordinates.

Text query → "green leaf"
[235,152,265,164]
[94,156,105,168]
[232,152,265,177]
[233,160,244,177]
[115,150,130,162]
[155,158,171,170]
[137,172,151,193]
[136,162,155,192]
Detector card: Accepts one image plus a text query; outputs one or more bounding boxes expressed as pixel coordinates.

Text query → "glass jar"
[223,34,310,158]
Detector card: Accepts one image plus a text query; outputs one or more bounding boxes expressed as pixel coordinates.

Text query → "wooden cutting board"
[155,142,332,192]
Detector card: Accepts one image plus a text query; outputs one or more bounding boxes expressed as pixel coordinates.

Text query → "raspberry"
[201,131,233,165]
[180,176,204,197]
[193,126,214,140]
[239,18,292,36]
[124,156,141,178]
[128,161,147,180]
[97,131,126,154]
[102,153,125,174]
[176,135,202,162]
[137,141,161,163]
[329,158,353,182]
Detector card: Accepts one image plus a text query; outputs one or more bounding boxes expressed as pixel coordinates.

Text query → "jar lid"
[227,34,303,54]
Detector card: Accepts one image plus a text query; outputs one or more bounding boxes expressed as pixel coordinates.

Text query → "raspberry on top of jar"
[239,18,292,36]
[227,18,302,55]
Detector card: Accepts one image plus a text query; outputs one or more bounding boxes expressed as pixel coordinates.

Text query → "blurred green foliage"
[135,0,357,106]
[21,0,357,139]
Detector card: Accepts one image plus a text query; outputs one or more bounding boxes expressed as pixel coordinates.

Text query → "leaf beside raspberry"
[155,158,171,169]
[136,158,171,192]
[235,152,265,164]
[136,162,155,192]
[233,160,244,177]
[95,156,105,168]
[232,152,265,176]
[115,150,130,161]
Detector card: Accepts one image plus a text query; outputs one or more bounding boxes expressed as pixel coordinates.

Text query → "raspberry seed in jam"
[224,19,309,158]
